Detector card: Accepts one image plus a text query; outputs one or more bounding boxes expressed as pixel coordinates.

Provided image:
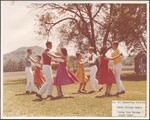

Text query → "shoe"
[82,89,86,92]
[56,95,64,99]
[120,90,125,94]
[105,92,112,97]
[26,91,30,94]
[47,95,53,98]
[51,95,64,100]
[88,91,95,94]
[99,87,103,92]
[31,91,36,94]
[116,90,125,95]
[77,90,82,93]
[36,93,42,100]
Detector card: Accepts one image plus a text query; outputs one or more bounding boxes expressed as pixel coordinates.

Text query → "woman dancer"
[34,55,45,90]
[75,52,88,93]
[98,46,122,97]
[53,47,79,99]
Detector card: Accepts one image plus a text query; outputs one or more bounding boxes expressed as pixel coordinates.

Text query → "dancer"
[98,46,122,97]
[24,48,36,94]
[33,55,45,90]
[85,47,103,94]
[75,52,88,93]
[36,41,62,100]
[111,41,125,95]
[53,47,79,99]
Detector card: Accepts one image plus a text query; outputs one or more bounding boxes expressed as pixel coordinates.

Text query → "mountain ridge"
[3,46,45,63]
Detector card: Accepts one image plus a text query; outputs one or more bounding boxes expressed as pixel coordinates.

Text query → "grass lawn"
[3,73,147,118]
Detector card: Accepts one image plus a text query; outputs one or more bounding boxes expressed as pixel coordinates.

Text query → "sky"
[1,1,129,57]
[1,1,64,55]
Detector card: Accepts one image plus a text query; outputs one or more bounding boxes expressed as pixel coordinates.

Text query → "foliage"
[66,55,77,72]
[30,3,147,55]
[121,57,134,66]
[106,4,147,54]
[51,63,59,70]
[3,56,76,72]
[3,59,25,72]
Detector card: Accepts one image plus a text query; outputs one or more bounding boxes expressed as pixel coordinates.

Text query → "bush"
[52,63,59,70]
[3,59,25,72]
[122,57,134,66]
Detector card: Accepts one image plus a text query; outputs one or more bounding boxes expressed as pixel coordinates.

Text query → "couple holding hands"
[75,41,125,97]
[24,41,125,100]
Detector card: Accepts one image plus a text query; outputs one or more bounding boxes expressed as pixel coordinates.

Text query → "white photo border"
[1,0,149,119]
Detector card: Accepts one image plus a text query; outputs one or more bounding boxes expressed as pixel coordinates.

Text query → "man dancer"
[111,41,125,95]
[25,48,36,94]
[36,41,62,100]
[86,47,103,93]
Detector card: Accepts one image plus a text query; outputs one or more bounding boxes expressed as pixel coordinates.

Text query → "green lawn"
[3,75,147,118]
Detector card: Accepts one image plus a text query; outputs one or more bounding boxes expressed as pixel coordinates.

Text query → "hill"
[3,46,45,63]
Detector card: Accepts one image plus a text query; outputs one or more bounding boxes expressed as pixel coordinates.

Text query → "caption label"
[112,101,145,117]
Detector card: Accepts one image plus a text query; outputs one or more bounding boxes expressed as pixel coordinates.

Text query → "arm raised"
[47,51,62,59]
[105,53,122,60]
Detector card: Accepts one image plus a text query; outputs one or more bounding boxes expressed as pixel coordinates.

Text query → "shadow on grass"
[95,94,119,98]
[50,96,74,101]
[32,96,74,102]
[15,93,29,96]
[121,74,146,81]
[71,92,87,94]
[15,93,36,96]
[32,98,47,102]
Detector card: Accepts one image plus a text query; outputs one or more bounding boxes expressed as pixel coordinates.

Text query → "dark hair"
[61,47,67,56]
[37,55,41,60]
[100,46,108,55]
[27,48,32,53]
[112,41,119,47]
[46,41,52,47]
[88,47,94,51]
[76,52,81,58]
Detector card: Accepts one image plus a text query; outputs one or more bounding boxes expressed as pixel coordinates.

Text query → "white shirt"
[85,53,98,64]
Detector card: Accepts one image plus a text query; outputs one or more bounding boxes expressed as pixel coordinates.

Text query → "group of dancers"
[24,41,125,100]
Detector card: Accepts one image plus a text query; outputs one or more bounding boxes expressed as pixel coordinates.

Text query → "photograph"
[1,0,149,119]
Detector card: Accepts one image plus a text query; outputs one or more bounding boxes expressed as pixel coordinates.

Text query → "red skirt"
[34,67,45,86]
[98,68,116,84]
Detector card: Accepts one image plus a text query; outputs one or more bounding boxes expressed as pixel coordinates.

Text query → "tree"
[104,4,147,54]
[30,3,108,54]
[3,59,25,72]
[30,3,147,55]
[18,59,25,71]
[67,55,77,72]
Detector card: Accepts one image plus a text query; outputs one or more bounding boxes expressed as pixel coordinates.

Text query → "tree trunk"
[86,4,97,54]
[75,5,92,52]
[102,4,113,46]
[103,23,111,46]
